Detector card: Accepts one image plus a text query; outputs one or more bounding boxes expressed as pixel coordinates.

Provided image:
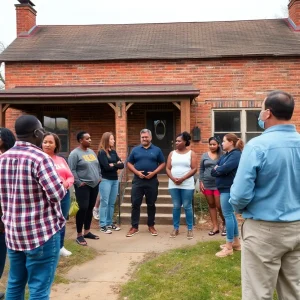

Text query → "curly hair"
[0,127,16,152]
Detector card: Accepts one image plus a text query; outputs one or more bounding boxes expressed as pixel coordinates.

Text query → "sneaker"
[93,207,99,220]
[148,226,158,236]
[107,224,121,231]
[220,243,241,251]
[60,246,72,257]
[126,227,139,237]
[215,247,234,257]
[100,226,112,234]
[170,229,179,238]
[187,230,194,240]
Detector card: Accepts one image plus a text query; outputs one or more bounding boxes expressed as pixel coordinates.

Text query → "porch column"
[115,101,128,162]
[180,100,190,133]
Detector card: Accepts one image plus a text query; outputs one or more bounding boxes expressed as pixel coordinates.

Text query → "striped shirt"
[0,141,66,251]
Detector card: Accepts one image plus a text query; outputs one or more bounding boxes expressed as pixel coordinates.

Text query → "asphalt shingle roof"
[0,19,300,62]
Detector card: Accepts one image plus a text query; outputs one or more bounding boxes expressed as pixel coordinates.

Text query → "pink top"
[51,155,74,189]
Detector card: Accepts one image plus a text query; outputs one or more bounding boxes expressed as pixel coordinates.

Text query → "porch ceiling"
[0,84,200,104]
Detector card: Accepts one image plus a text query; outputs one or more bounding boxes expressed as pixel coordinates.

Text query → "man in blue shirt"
[230,91,300,299]
[126,129,165,237]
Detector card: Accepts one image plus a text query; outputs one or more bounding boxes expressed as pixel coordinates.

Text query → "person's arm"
[175,150,197,185]
[61,158,74,189]
[229,145,261,213]
[98,150,115,171]
[37,156,66,203]
[115,152,124,169]
[68,151,83,187]
[166,151,175,181]
[199,154,205,192]
[145,148,166,179]
[211,152,240,177]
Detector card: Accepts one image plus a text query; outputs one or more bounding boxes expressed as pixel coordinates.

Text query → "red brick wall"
[5,57,300,165]
[16,5,36,36]
[289,0,300,27]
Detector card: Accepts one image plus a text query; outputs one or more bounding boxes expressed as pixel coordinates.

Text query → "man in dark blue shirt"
[126,129,165,237]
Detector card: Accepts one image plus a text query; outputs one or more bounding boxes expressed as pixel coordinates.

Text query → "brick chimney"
[15,0,37,36]
[288,0,300,27]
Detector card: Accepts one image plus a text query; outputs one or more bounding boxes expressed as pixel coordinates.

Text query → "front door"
[146,111,174,165]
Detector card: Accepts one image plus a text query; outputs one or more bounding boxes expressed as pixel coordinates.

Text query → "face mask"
[258,118,265,129]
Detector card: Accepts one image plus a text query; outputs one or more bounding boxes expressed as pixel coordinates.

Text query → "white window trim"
[212,108,261,141]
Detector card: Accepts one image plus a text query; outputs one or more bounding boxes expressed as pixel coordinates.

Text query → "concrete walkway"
[50,224,223,300]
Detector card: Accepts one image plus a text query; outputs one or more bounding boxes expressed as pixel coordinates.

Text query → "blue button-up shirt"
[230,124,300,222]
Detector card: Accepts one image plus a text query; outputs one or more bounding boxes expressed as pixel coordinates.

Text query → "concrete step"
[122,194,172,204]
[123,187,170,196]
[121,203,184,214]
[120,212,186,225]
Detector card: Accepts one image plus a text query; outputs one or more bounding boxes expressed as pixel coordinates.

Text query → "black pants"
[0,232,6,278]
[75,184,99,234]
[131,177,159,228]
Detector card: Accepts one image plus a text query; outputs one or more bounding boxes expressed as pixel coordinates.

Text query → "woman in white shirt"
[166,132,197,239]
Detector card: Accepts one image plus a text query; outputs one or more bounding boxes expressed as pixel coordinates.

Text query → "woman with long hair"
[211,133,244,257]
[68,131,102,246]
[98,132,124,233]
[0,128,16,299]
[42,132,74,256]
[200,137,225,236]
[166,131,197,239]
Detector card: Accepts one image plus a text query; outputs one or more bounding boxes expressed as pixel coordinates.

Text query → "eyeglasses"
[34,128,46,135]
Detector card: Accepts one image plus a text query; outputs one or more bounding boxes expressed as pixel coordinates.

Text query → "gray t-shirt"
[199,152,219,190]
[68,147,102,188]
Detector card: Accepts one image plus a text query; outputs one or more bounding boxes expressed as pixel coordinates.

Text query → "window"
[213,109,263,142]
[43,115,69,154]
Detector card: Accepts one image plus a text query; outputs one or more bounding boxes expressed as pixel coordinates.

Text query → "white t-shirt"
[168,150,195,190]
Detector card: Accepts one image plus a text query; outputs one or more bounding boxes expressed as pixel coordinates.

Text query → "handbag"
[69,199,79,217]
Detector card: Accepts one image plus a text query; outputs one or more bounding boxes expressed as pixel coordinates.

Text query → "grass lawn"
[120,241,278,300]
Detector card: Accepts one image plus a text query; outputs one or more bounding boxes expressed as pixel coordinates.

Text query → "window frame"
[212,108,262,142]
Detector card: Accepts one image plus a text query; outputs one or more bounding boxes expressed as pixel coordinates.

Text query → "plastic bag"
[69,199,79,217]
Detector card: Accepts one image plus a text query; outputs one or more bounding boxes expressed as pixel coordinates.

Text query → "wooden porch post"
[114,101,128,162]
[180,100,191,133]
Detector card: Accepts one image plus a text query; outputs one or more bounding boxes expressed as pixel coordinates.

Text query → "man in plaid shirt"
[0,115,66,299]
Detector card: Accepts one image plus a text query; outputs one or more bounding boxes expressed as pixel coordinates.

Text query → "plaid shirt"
[0,141,66,251]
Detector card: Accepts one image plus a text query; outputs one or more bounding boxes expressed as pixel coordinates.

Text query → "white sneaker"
[60,247,72,257]
[93,208,99,220]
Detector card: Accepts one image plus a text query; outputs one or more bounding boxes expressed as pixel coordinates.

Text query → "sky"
[0,0,290,47]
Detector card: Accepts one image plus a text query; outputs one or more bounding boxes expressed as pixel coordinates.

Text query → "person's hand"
[174,177,184,185]
[79,182,86,187]
[136,170,145,179]
[200,181,205,193]
[117,160,122,164]
[98,179,102,183]
[109,163,114,167]
[145,171,155,179]
[214,165,218,170]
[62,180,69,189]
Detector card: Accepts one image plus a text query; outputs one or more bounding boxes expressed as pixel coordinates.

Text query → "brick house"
[1,0,300,164]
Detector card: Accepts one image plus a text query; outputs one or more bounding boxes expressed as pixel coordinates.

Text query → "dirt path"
[50,224,223,300]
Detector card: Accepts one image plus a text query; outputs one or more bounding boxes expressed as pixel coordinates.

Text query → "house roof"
[0,84,199,104]
[1,19,300,62]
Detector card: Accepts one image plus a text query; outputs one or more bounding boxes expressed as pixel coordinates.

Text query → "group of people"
[0,90,299,299]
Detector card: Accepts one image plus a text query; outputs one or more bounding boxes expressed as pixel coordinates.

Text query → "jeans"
[99,179,118,227]
[0,232,6,278]
[74,184,99,234]
[131,177,159,228]
[60,190,70,248]
[6,231,60,300]
[169,189,194,230]
[220,192,239,242]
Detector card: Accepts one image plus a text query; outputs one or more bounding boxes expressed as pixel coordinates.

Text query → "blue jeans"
[169,189,194,230]
[6,231,60,300]
[60,190,70,248]
[99,179,119,227]
[220,192,239,242]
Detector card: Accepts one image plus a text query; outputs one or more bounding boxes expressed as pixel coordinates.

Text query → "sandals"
[84,232,100,240]
[221,227,227,236]
[76,235,87,246]
[208,230,220,236]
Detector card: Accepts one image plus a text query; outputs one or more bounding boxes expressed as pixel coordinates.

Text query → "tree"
[0,41,5,90]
